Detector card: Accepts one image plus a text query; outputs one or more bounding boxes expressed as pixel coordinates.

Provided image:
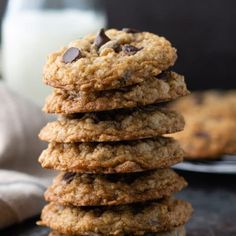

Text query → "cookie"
[38,198,192,235]
[171,115,236,159]
[49,226,185,236]
[45,169,187,206]
[39,106,185,142]
[43,72,189,114]
[171,90,236,117]
[43,28,177,92]
[39,137,184,173]
[170,90,236,159]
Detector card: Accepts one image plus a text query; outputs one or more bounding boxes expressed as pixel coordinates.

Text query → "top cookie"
[43,28,177,92]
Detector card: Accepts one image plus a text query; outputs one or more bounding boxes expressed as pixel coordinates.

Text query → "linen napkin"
[0,84,53,229]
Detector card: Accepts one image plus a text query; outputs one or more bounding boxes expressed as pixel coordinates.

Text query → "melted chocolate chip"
[63,172,77,183]
[94,28,111,49]
[62,47,82,63]
[122,44,143,55]
[195,131,209,138]
[122,28,140,33]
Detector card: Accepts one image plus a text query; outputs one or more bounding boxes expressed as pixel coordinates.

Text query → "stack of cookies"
[38,28,193,236]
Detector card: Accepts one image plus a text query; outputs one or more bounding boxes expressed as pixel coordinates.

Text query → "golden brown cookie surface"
[170,90,236,159]
[39,137,184,173]
[39,107,185,142]
[43,72,189,114]
[43,29,177,92]
[45,169,187,206]
[39,198,192,235]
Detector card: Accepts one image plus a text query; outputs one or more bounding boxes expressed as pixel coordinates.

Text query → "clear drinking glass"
[2,0,107,105]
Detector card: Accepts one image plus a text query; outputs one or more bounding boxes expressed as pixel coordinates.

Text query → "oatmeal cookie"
[43,72,189,114]
[38,198,192,235]
[43,28,177,92]
[45,169,187,206]
[39,107,185,142]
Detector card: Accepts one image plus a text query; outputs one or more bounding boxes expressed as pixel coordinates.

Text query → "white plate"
[173,155,236,174]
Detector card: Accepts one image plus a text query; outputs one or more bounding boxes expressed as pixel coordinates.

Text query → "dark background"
[1,0,235,90]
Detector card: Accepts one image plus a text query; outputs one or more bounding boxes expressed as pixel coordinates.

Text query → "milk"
[2,9,106,105]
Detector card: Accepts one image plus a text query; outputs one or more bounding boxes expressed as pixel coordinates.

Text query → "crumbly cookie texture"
[43,72,189,114]
[170,90,236,159]
[49,226,186,236]
[39,107,185,142]
[39,137,184,173]
[45,169,187,206]
[43,28,177,92]
[38,198,192,235]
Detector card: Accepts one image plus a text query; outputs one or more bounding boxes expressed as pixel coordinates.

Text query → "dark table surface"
[1,170,236,236]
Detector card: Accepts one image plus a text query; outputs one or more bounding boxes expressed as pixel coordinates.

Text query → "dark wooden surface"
[1,171,236,236]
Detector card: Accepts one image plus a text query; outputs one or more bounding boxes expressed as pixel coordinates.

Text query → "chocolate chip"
[122,28,140,33]
[131,203,146,214]
[92,208,105,217]
[105,172,141,184]
[99,40,121,53]
[122,44,143,55]
[156,71,169,80]
[62,47,82,63]
[94,28,111,49]
[63,172,77,183]
[195,131,209,138]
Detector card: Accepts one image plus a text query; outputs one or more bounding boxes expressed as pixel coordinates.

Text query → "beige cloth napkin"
[0,84,52,228]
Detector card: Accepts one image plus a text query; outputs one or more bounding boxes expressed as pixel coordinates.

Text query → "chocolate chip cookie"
[170,90,236,159]
[38,198,192,235]
[39,107,185,142]
[45,169,187,206]
[43,28,177,92]
[39,137,184,173]
[49,226,186,236]
[43,72,189,114]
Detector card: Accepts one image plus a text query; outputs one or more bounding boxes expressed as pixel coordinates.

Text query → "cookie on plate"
[170,90,236,159]
[39,137,184,173]
[45,169,187,206]
[38,198,192,235]
[43,72,189,114]
[43,28,177,92]
[39,106,185,143]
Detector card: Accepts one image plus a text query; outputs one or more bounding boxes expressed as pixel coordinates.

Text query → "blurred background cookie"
[170,90,236,159]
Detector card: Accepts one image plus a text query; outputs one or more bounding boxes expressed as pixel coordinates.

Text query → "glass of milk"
[2,0,107,105]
